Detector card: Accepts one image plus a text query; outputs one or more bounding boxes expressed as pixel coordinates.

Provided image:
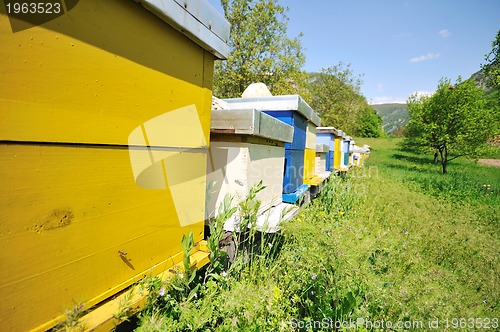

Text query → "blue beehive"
[328,151,334,171]
[316,127,338,172]
[223,95,320,197]
[264,111,307,150]
[283,149,305,193]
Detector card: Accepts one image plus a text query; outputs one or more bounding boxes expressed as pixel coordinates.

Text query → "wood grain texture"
[0,1,214,330]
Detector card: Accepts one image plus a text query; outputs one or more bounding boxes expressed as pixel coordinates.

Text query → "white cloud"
[409,53,440,63]
[377,83,384,92]
[370,96,407,105]
[439,29,451,38]
[371,91,435,105]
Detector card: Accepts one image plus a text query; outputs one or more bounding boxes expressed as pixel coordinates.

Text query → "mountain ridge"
[371,103,409,135]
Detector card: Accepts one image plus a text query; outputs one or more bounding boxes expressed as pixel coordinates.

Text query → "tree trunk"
[433,152,439,164]
[440,146,448,174]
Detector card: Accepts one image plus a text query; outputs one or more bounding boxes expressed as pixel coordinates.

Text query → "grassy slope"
[134,138,499,331]
[336,138,499,322]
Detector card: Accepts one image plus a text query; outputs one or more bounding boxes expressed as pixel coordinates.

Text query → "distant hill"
[371,103,409,134]
[470,69,499,103]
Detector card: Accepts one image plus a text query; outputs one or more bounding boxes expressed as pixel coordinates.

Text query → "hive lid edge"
[135,0,230,59]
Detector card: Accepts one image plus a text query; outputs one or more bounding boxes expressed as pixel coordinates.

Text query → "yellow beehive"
[0,1,229,330]
[303,148,316,185]
[333,130,344,170]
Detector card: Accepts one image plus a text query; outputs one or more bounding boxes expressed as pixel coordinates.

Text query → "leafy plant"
[112,289,136,325]
[54,303,86,332]
[205,193,237,279]
[403,77,498,174]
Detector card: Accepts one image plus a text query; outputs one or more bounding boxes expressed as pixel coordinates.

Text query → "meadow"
[125,138,499,331]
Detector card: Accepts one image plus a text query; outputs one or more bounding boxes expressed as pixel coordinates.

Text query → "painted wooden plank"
[0,2,213,146]
[0,0,229,329]
[330,151,335,171]
[0,143,206,331]
[315,152,327,174]
[305,122,317,150]
[137,0,230,59]
[283,149,305,194]
[316,132,335,151]
[303,148,316,185]
[223,95,320,126]
[282,184,309,204]
[263,111,307,150]
[315,143,329,153]
[210,109,293,143]
[206,141,285,220]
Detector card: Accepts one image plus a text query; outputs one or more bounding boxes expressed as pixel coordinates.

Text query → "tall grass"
[131,138,499,331]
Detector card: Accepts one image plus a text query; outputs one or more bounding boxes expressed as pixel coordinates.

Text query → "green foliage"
[358,107,384,138]
[481,29,500,89]
[205,194,237,277]
[181,231,197,285]
[54,303,86,332]
[403,77,497,174]
[214,0,308,98]
[309,64,380,137]
[113,290,134,324]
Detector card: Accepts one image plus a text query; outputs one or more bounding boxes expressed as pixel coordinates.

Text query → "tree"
[403,77,496,174]
[214,0,308,98]
[358,107,384,138]
[481,29,500,89]
[309,64,381,137]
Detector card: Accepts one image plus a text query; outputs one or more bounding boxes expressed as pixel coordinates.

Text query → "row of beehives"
[206,93,371,234]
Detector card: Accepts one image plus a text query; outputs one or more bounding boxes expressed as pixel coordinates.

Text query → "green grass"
[131,138,499,331]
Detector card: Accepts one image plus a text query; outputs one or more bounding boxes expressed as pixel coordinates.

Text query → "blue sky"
[207,0,499,104]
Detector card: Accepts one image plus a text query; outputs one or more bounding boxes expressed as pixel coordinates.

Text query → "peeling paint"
[30,209,74,233]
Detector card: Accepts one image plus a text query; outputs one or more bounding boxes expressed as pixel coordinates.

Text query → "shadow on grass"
[391,153,435,165]
[384,162,441,175]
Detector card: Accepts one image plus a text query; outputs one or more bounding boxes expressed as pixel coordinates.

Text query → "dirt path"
[478,159,500,167]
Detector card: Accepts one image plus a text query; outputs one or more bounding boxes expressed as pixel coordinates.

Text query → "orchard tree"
[404,77,496,174]
[214,0,308,98]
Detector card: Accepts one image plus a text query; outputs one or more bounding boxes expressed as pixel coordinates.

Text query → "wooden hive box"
[0,1,229,330]
[352,145,362,167]
[306,122,317,150]
[223,95,321,195]
[333,129,344,170]
[284,149,306,194]
[316,127,337,172]
[206,109,294,220]
[343,136,352,167]
[315,144,330,175]
[303,148,316,185]
[349,139,356,166]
